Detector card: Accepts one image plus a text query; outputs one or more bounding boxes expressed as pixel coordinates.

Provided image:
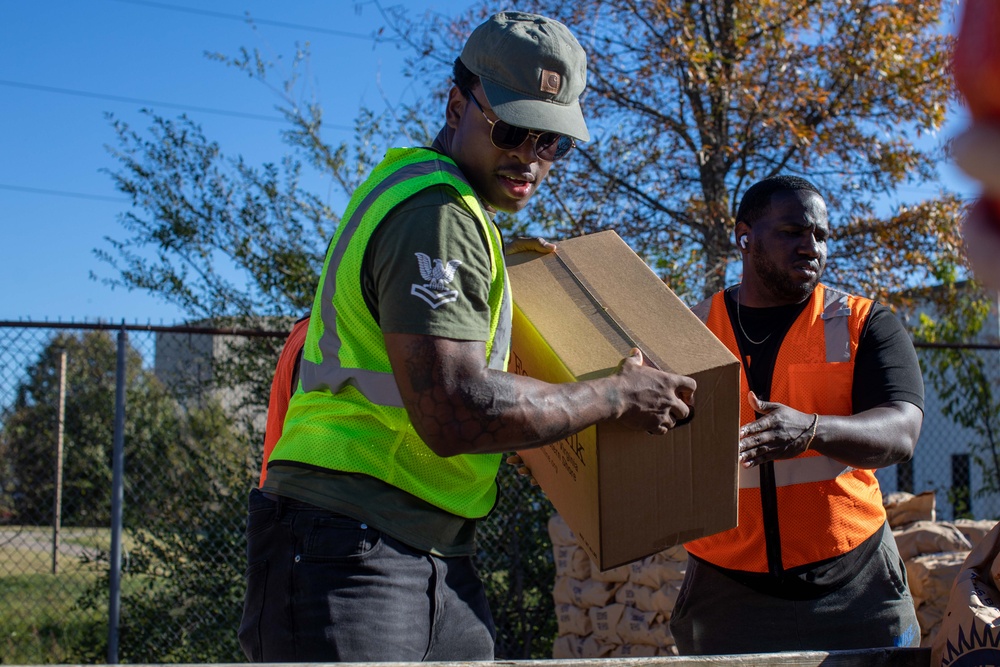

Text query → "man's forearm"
[810,402,922,469]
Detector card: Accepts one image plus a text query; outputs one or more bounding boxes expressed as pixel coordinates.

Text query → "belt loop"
[261,490,286,520]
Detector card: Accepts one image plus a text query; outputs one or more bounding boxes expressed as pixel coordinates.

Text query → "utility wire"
[0,79,354,130]
[0,184,127,202]
[0,79,283,122]
[106,0,399,42]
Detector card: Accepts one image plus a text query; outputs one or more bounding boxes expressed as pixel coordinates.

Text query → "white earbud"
[739,235,748,249]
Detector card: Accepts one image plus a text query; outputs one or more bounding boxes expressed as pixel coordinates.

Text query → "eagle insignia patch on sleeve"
[411,252,463,308]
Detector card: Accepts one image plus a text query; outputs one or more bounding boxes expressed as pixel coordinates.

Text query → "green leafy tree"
[72,396,250,664]
[0,330,259,663]
[0,331,185,527]
[912,284,1000,506]
[97,111,331,321]
[98,1,967,310]
[388,0,965,301]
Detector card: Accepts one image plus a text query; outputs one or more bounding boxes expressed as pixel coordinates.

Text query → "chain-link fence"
[879,341,1000,523]
[0,320,553,664]
[0,320,996,664]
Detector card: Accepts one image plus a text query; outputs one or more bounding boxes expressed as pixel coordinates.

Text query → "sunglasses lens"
[484,108,575,161]
[490,121,530,150]
[535,133,574,161]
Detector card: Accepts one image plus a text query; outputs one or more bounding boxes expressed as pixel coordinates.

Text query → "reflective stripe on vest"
[822,288,853,363]
[270,148,509,519]
[739,456,856,489]
[299,150,510,406]
[736,286,855,489]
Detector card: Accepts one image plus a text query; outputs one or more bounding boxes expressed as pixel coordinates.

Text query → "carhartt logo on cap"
[540,69,561,95]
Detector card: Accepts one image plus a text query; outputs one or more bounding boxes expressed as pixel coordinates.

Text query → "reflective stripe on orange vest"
[738,456,856,489]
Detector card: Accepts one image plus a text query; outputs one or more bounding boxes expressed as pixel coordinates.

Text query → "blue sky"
[0,0,476,324]
[0,1,979,325]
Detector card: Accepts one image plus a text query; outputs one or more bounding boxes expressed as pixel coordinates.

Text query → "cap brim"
[481,79,590,142]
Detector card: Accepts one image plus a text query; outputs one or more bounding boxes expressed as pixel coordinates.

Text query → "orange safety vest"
[685,284,887,573]
[259,317,310,487]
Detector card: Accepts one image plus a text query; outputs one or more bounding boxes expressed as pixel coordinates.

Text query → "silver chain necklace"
[735,285,771,345]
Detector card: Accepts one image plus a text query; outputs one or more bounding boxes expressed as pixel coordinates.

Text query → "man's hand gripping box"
[506,230,740,571]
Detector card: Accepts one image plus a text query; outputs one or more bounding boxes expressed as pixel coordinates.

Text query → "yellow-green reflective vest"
[270,147,511,519]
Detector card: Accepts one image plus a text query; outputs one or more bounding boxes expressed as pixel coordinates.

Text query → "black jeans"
[670,522,919,654]
[238,488,495,662]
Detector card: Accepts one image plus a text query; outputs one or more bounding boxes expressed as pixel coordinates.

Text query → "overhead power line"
[106,0,399,42]
[0,184,127,202]
[1,79,355,130]
[0,79,284,122]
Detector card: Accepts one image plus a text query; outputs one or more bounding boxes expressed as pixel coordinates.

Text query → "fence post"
[51,350,66,575]
[108,323,127,664]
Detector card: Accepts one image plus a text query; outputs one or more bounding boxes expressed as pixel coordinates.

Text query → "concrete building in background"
[153,318,295,433]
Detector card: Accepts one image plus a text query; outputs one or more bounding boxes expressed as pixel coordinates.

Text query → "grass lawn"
[0,526,132,664]
[0,569,106,664]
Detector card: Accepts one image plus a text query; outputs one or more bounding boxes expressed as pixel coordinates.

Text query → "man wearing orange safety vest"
[670,175,923,654]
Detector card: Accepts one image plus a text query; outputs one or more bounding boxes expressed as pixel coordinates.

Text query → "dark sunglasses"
[464,89,575,162]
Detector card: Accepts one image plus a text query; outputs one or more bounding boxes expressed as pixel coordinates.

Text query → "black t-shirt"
[725,286,924,412]
[702,285,924,599]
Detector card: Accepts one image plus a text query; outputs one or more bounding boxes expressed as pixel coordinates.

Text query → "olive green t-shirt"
[361,184,495,339]
[263,181,501,557]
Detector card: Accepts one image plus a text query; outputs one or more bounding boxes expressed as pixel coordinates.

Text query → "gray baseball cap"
[460,11,590,142]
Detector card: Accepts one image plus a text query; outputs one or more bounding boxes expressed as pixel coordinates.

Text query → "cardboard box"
[506,230,740,571]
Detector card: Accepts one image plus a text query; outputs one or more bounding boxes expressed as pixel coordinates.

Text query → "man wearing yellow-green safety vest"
[670,175,924,654]
[237,12,697,662]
